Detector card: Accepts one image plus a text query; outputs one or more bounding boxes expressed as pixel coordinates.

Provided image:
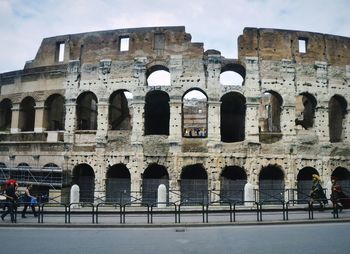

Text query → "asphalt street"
[0,222,349,254]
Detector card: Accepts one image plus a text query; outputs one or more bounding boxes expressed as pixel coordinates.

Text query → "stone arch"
[0,98,12,131]
[44,94,65,130]
[220,92,246,142]
[258,91,283,143]
[76,91,98,130]
[109,90,131,130]
[142,163,169,204]
[295,92,317,129]
[106,163,131,203]
[182,89,208,138]
[258,165,285,203]
[220,166,247,202]
[180,164,208,204]
[19,96,36,132]
[297,167,319,202]
[331,167,350,196]
[72,163,95,202]
[220,63,246,86]
[329,95,347,143]
[146,65,170,86]
[144,90,170,135]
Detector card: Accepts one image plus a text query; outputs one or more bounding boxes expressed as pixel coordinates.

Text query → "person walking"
[1,182,18,223]
[21,184,38,218]
[310,174,328,209]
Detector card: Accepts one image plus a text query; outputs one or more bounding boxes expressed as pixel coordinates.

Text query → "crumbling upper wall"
[238,28,350,66]
[25,26,204,69]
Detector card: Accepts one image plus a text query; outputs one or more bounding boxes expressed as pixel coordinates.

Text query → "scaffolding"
[0,166,62,188]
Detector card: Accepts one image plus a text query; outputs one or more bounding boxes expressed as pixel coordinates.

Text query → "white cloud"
[0,0,349,72]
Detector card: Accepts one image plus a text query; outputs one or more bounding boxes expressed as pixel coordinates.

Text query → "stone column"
[34,101,45,133]
[281,104,296,142]
[207,101,221,142]
[64,60,81,143]
[244,57,260,143]
[245,98,260,143]
[130,99,145,144]
[168,99,182,143]
[96,99,109,145]
[10,103,20,133]
[314,103,329,143]
[64,98,77,143]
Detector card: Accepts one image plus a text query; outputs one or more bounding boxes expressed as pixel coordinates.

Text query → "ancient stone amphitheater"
[0,26,349,204]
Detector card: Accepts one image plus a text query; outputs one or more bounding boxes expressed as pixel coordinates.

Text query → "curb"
[1,218,350,228]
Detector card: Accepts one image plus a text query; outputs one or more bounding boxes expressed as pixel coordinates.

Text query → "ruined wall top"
[24,26,204,69]
[238,27,350,66]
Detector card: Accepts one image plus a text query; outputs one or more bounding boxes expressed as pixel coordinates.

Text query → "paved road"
[1,223,349,254]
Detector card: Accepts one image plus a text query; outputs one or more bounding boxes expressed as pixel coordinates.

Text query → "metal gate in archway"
[259,180,285,203]
[78,176,95,203]
[106,178,131,204]
[142,178,169,205]
[220,179,246,202]
[181,179,208,205]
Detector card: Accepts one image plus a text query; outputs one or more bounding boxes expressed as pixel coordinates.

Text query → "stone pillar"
[244,57,260,143]
[96,99,109,145]
[34,101,45,133]
[281,104,296,142]
[244,183,255,206]
[10,103,20,133]
[245,98,260,143]
[314,103,329,143]
[130,100,145,144]
[64,98,76,143]
[207,101,221,142]
[70,184,80,208]
[169,99,182,143]
[64,60,81,143]
[157,184,167,208]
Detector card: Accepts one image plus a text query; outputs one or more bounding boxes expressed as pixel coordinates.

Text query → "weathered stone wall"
[0,26,349,202]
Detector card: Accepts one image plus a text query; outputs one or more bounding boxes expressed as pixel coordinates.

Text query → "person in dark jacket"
[310,174,328,209]
[1,182,18,223]
[21,184,38,218]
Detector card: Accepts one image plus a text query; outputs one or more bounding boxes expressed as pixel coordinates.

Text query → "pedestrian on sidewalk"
[310,174,328,209]
[22,184,38,218]
[1,182,19,223]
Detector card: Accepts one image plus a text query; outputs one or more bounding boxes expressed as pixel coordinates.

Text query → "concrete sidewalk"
[1,204,349,227]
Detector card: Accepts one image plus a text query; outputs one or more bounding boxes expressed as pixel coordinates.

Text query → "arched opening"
[220,166,247,202]
[332,167,350,196]
[295,93,317,129]
[182,89,207,138]
[73,164,95,202]
[0,99,12,131]
[19,97,36,132]
[220,92,246,142]
[259,165,285,203]
[180,164,208,204]
[258,91,283,143]
[44,94,65,130]
[147,66,171,87]
[106,164,131,203]
[142,164,169,204]
[144,90,170,135]
[76,92,98,130]
[297,167,319,202]
[220,63,245,86]
[329,95,347,143]
[109,90,132,130]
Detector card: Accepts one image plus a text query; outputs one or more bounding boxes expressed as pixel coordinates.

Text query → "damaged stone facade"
[0,26,349,203]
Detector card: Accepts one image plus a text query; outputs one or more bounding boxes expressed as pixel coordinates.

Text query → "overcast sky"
[0,0,349,73]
